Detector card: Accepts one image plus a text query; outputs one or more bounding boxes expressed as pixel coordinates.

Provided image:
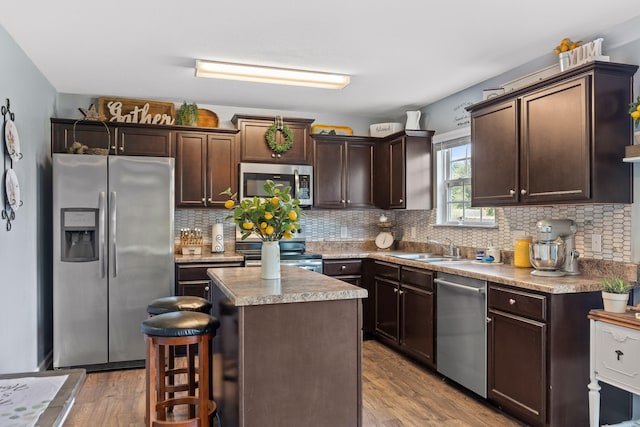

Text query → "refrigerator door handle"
[99,191,106,278]
[110,191,118,277]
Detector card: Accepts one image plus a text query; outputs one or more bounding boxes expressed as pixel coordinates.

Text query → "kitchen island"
[207,266,367,427]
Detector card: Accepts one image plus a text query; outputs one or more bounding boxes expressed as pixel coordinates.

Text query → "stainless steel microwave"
[239,162,313,207]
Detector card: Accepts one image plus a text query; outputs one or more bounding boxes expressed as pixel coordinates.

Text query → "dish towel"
[0,374,68,427]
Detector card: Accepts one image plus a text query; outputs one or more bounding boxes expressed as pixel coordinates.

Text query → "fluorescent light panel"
[195,60,350,89]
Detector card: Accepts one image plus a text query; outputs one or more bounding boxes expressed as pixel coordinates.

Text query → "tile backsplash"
[176,203,632,262]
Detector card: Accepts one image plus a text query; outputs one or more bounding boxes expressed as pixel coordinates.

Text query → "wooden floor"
[64,340,525,427]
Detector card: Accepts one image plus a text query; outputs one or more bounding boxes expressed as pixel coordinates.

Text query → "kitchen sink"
[388,253,469,263]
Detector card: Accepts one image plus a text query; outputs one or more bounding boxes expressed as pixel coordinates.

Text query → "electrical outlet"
[592,234,602,253]
[410,227,416,239]
[340,226,348,238]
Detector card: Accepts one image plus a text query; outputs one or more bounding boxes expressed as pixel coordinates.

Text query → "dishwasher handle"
[434,277,485,294]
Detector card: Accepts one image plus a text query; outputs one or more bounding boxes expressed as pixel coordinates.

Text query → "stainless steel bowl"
[529,240,565,270]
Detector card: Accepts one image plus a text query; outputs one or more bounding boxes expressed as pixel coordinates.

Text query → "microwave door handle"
[294,169,300,199]
[99,191,106,278]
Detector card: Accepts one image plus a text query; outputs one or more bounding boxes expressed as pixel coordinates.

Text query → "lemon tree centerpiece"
[629,96,640,144]
[221,180,302,279]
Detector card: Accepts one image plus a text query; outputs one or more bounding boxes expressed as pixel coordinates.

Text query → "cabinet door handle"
[509,189,516,196]
[271,153,276,158]
[521,189,527,195]
[393,288,398,293]
[201,197,207,206]
[205,286,210,292]
[399,199,403,203]
[399,290,404,295]
[208,198,214,203]
[509,298,516,305]
[277,154,281,158]
[616,349,624,361]
[341,199,346,204]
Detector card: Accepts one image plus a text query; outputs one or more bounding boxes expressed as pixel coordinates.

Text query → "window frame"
[433,127,495,227]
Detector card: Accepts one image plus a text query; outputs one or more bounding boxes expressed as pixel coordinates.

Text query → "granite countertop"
[368,253,604,294]
[175,251,244,263]
[208,266,368,306]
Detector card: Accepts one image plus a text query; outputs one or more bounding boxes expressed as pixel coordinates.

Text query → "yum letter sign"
[562,38,610,70]
[98,97,176,125]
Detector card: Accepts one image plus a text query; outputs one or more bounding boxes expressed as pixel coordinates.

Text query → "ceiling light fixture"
[195,60,350,89]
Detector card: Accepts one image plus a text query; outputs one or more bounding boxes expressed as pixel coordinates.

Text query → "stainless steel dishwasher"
[435,272,487,398]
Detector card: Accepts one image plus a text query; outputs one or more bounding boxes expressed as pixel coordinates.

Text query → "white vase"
[261,241,281,279]
[634,130,640,145]
[602,291,629,313]
[405,111,421,130]
[559,52,570,72]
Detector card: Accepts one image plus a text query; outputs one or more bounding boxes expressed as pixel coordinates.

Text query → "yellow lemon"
[271,197,280,206]
[264,212,273,220]
[224,200,235,209]
[289,223,296,231]
[636,105,640,112]
[260,222,267,229]
[283,231,293,239]
[287,211,297,221]
[242,222,253,230]
[265,225,275,235]
[631,111,640,120]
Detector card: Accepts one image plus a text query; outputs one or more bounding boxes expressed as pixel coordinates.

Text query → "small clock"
[375,231,394,250]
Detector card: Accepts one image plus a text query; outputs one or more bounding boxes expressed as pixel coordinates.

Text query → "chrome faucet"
[427,238,461,258]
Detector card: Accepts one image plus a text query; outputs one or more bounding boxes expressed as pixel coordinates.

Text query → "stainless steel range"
[235,229,322,273]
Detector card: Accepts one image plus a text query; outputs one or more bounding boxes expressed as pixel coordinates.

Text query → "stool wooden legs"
[145,333,213,427]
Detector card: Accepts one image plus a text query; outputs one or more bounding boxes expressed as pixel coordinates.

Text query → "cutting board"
[197,109,219,128]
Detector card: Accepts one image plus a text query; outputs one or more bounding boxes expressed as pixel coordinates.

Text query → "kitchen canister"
[514,237,532,267]
[211,223,224,253]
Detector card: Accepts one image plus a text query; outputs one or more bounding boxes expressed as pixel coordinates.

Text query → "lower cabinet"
[487,283,603,427]
[371,261,435,367]
[175,261,244,300]
[323,258,374,336]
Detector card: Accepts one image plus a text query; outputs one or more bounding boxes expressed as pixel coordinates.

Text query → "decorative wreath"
[265,117,294,153]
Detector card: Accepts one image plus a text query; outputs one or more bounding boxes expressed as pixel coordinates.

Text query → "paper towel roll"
[212,223,224,253]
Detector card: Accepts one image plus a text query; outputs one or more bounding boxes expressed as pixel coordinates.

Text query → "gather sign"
[98,97,176,125]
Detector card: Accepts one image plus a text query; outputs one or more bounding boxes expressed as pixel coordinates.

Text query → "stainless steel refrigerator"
[53,153,174,369]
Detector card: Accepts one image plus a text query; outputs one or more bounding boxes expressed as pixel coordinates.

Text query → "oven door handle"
[434,278,485,294]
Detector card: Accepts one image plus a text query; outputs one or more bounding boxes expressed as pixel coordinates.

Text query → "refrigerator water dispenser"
[60,208,99,262]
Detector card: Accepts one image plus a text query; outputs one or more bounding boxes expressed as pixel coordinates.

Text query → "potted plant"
[221,180,302,279]
[601,276,630,313]
[176,101,199,126]
[629,96,640,144]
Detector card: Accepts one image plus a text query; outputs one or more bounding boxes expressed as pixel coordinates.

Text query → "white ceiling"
[1,1,639,119]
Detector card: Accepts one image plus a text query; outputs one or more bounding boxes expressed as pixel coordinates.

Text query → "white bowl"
[369,122,403,137]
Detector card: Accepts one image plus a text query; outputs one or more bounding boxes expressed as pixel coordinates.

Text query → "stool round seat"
[141,311,220,338]
[146,296,212,316]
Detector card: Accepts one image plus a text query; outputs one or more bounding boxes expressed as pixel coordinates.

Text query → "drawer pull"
[509,298,516,305]
[616,349,624,361]
[341,265,346,270]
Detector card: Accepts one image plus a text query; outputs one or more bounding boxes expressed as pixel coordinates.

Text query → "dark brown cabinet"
[175,261,244,300]
[51,118,172,156]
[487,283,603,427]
[175,130,239,208]
[374,130,434,210]
[468,62,638,206]
[372,261,435,367]
[313,135,375,209]
[323,258,374,336]
[231,114,314,164]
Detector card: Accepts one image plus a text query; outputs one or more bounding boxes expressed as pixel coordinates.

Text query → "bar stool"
[141,311,220,427]
[146,296,213,411]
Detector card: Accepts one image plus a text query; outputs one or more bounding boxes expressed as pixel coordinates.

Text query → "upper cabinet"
[231,114,314,164]
[312,135,375,209]
[467,61,638,206]
[51,118,172,157]
[175,129,239,208]
[374,130,434,210]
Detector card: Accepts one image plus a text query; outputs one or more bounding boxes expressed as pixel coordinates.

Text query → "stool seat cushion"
[141,311,220,337]
[147,296,212,315]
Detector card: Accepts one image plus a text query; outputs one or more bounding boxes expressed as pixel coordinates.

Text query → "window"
[434,128,495,226]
